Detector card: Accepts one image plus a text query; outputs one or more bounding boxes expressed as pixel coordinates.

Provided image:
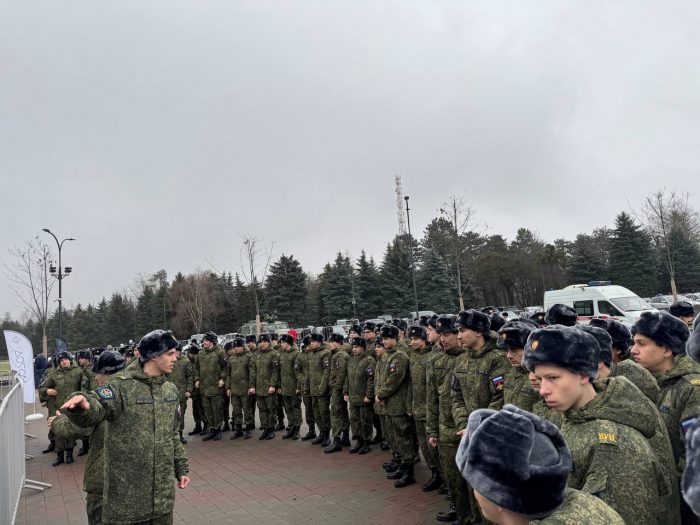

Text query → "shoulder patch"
[597,431,617,445]
[596,420,618,446]
[95,386,115,401]
[691,379,700,386]
[323,357,330,368]
[491,375,505,391]
[682,416,698,435]
[389,362,397,373]
[366,367,374,377]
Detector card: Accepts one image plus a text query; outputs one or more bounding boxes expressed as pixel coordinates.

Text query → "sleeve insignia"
[682,416,698,435]
[389,362,397,373]
[323,357,330,368]
[597,432,617,444]
[451,374,460,391]
[691,379,700,386]
[366,367,374,377]
[491,375,505,391]
[95,386,115,401]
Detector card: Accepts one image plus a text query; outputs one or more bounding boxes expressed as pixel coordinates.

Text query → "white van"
[543,282,656,326]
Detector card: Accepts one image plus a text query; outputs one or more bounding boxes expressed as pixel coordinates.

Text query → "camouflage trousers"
[55,435,75,453]
[386,414,414,461]
[131,511,173,525]
[276,393,285,424]
[311,395,331,433]
[415,418,439,469]
[303,395,315,427]
[176,399,187,433]
[257,394,278,429]
[282,395,302,426]
[191,392,205,425]
[330,391,350,437]
[379,414,393,450]
[202,394,224,428]
[439,442,477,523]
[222,393,230,425]
[373,411,383,439]
[349,403,374,441]
[86,491,102,525]
[230,394,255,427]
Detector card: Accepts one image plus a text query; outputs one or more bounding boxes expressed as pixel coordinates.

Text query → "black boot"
[324,437,342,453]
[320,431,332,448]
[259,427,270,440]
[291,425,300,440]
[179,431,188,445]
[380,441,390,451]
[394,462,415,488]
[212,427,223,441]
[383,456,399,471]
[231,424,244,440]
[422,468,443,492]
[77,440,89,457]
[243,423,253,440]
[202,427,217,441]
[349,439,363,454]
[340,429,351,447]
[222,421,230,432]
[42,439,55,454]
[437,482,449,495]
[358,440,372,455]
[436,503,457,522]
[275,421,286,431]
[282,425,296,439]
[301,425,317,441]
[200,423,209,436]
[65,448,74,465]
[189,422,202,435]
[311,431,325,445]
[387,464,404,480]
[265,427,276,440]
[52,451,64,467]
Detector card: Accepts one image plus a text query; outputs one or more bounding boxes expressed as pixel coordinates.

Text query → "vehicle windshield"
[610,296,652,312]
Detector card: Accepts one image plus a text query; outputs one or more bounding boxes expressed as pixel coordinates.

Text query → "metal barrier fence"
[0,374,51,525]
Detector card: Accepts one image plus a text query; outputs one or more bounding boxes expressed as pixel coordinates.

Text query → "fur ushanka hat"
[631,310,690,355]
[544,304,577,327]
[523,325,600,380]
[577,325,613,367]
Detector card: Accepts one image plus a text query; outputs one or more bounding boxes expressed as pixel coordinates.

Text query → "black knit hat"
[632,310,690,355]
[456,405,572,518]
[530,311,547,327]
[670,301,695,318]
[489,312,506,332]
[328,333,344,344]
[545,304,577,327]
[137,330,178,362]
[497,320,536,351]
[310,332,325,343]
[380,324,400,340]
[408,325,428,341]
[91,350,126,374]
[683,413,700,516]
[577,325,613,367]
[455,309,491,335]
[523,326,600,380]
[685,315,700,364]
[436,314,458,334]
[203,331,218,343]
[350,337,366,348]
[245,335,257,344]
[279,334,294,346]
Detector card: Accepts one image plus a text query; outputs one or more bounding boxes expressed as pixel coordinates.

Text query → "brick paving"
[16,406,447,525]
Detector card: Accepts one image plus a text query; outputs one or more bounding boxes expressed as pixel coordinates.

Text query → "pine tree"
[418,249,456,312]
[318,254,354,322]
[379,237,416,315]
[354,251,383,319]
[265,255,309,326]
[608,212,658,296]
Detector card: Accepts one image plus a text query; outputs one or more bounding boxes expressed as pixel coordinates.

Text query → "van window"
[573,300,594,317]
[598,301,622,317]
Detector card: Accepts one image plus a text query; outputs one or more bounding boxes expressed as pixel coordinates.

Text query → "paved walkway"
[17,407,446,525]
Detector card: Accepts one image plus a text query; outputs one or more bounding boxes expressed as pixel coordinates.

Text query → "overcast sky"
[2,1,700,319]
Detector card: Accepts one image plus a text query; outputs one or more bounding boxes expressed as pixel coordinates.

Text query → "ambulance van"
[543,281,656,326]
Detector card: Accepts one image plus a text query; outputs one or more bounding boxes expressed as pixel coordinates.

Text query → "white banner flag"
[4,330,36,403]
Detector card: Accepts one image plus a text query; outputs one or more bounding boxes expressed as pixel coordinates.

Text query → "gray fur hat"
[544,304,577,327]
[686,315,700,364]
[589,318,632,358]
[456,404,572,518]
[523,325,600,380]
[497,320,536,350]
[670,301,695,318]
[577,325,613,367]
[631,310,690,355]
[455,309,491,335]
[682,415,700,517]
[138,330,178,362]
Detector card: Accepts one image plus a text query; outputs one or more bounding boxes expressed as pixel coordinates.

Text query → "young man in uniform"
[168,343,194,444]
[498,320,538,411]
[305,333,332,447]
[249,333,281,439]
[186,343,206,436]
[278,334,303,440]
[326,332,351,452]
[194,331,227,441]
[225,338,255,440]
[344,337,375,455]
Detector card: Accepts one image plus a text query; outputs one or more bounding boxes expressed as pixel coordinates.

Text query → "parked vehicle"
[238,321,291,336]
[189,333,204,345]
[647,294,699,311]
[544,281,656,326]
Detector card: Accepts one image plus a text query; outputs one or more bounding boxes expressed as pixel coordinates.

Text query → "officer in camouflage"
[168,342,194,444]
[344,337,375,454]
[194,331,227,441]
[456,404,625,524]
[77,349,97,457]
[224,338,255,439]
[298,334,318,441]
[278,334,303,440]
[498,319,538,411]
[186,343,207,436]
[61,330,190,525]
[305,333,332,447]
[326,332,351,453]
[249,333,281,439]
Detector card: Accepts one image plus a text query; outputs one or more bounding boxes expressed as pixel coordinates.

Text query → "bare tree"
[639,189,700,299]
[170,271,217,334]
[238,234,274,336]
[439,193,477,310]
[2,240,56,355]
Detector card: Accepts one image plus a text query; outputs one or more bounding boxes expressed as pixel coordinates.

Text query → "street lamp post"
[42,229,76,340]
[404,196,420,321]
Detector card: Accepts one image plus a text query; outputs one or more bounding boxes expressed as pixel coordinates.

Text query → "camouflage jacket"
[167,355,194,400]
[250,348,280,396]
[329,348,349,394]
[224,350,254,396]
[344,350,375,406]
[562,376,668,525]
[51,415,93,487]
[610,359,660,404]
[42,365,84,406]
[655,355,700,474]
[407,343,435,420]
[374,352,387,415]
[452,339,510,431]
[306,345,332,396]
[376,345,410,416]
[532,397,564,428]
[503,366,538,412]
[80,364,98,393]
[426,345,465,444]
[295,348,312,391]
[65,363,188,524]
[279,347,302,395]
[535,488,624,524]
[194,345,227,396]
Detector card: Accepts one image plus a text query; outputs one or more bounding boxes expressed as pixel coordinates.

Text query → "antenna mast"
[395,175,407,236]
